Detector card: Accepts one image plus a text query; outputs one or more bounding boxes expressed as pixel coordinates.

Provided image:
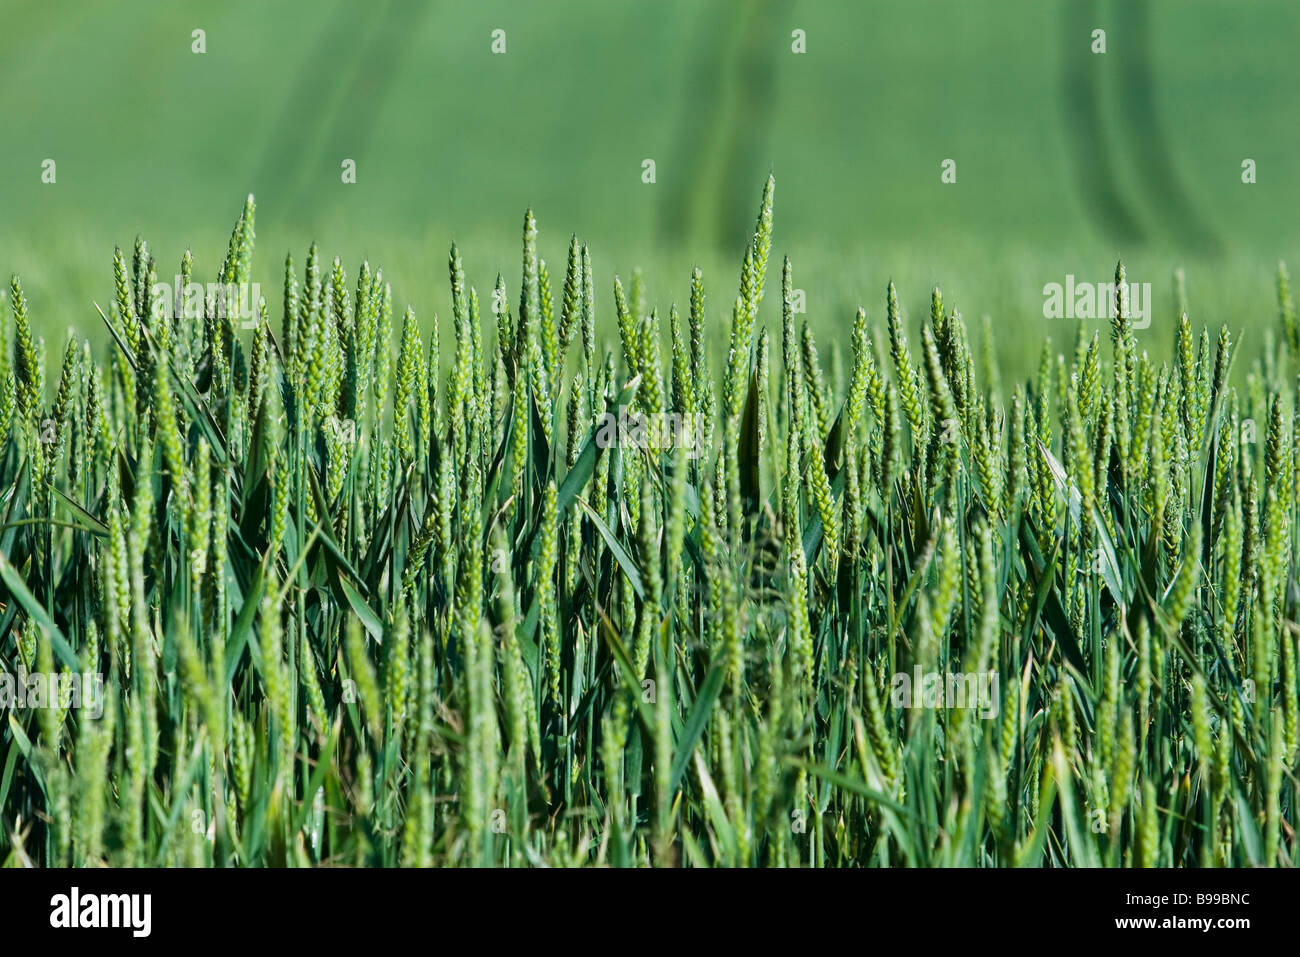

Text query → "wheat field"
[0,178,1294,867]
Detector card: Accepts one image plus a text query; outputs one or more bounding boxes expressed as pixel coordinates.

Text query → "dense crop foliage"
[0,180,1296,867]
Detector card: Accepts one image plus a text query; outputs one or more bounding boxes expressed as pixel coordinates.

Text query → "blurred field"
[2,0,1298,375]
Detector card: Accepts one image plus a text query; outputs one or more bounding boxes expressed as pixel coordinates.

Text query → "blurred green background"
[2,0,1297,373]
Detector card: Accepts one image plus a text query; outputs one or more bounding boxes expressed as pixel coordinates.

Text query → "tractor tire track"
[1060,0,1146,245]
